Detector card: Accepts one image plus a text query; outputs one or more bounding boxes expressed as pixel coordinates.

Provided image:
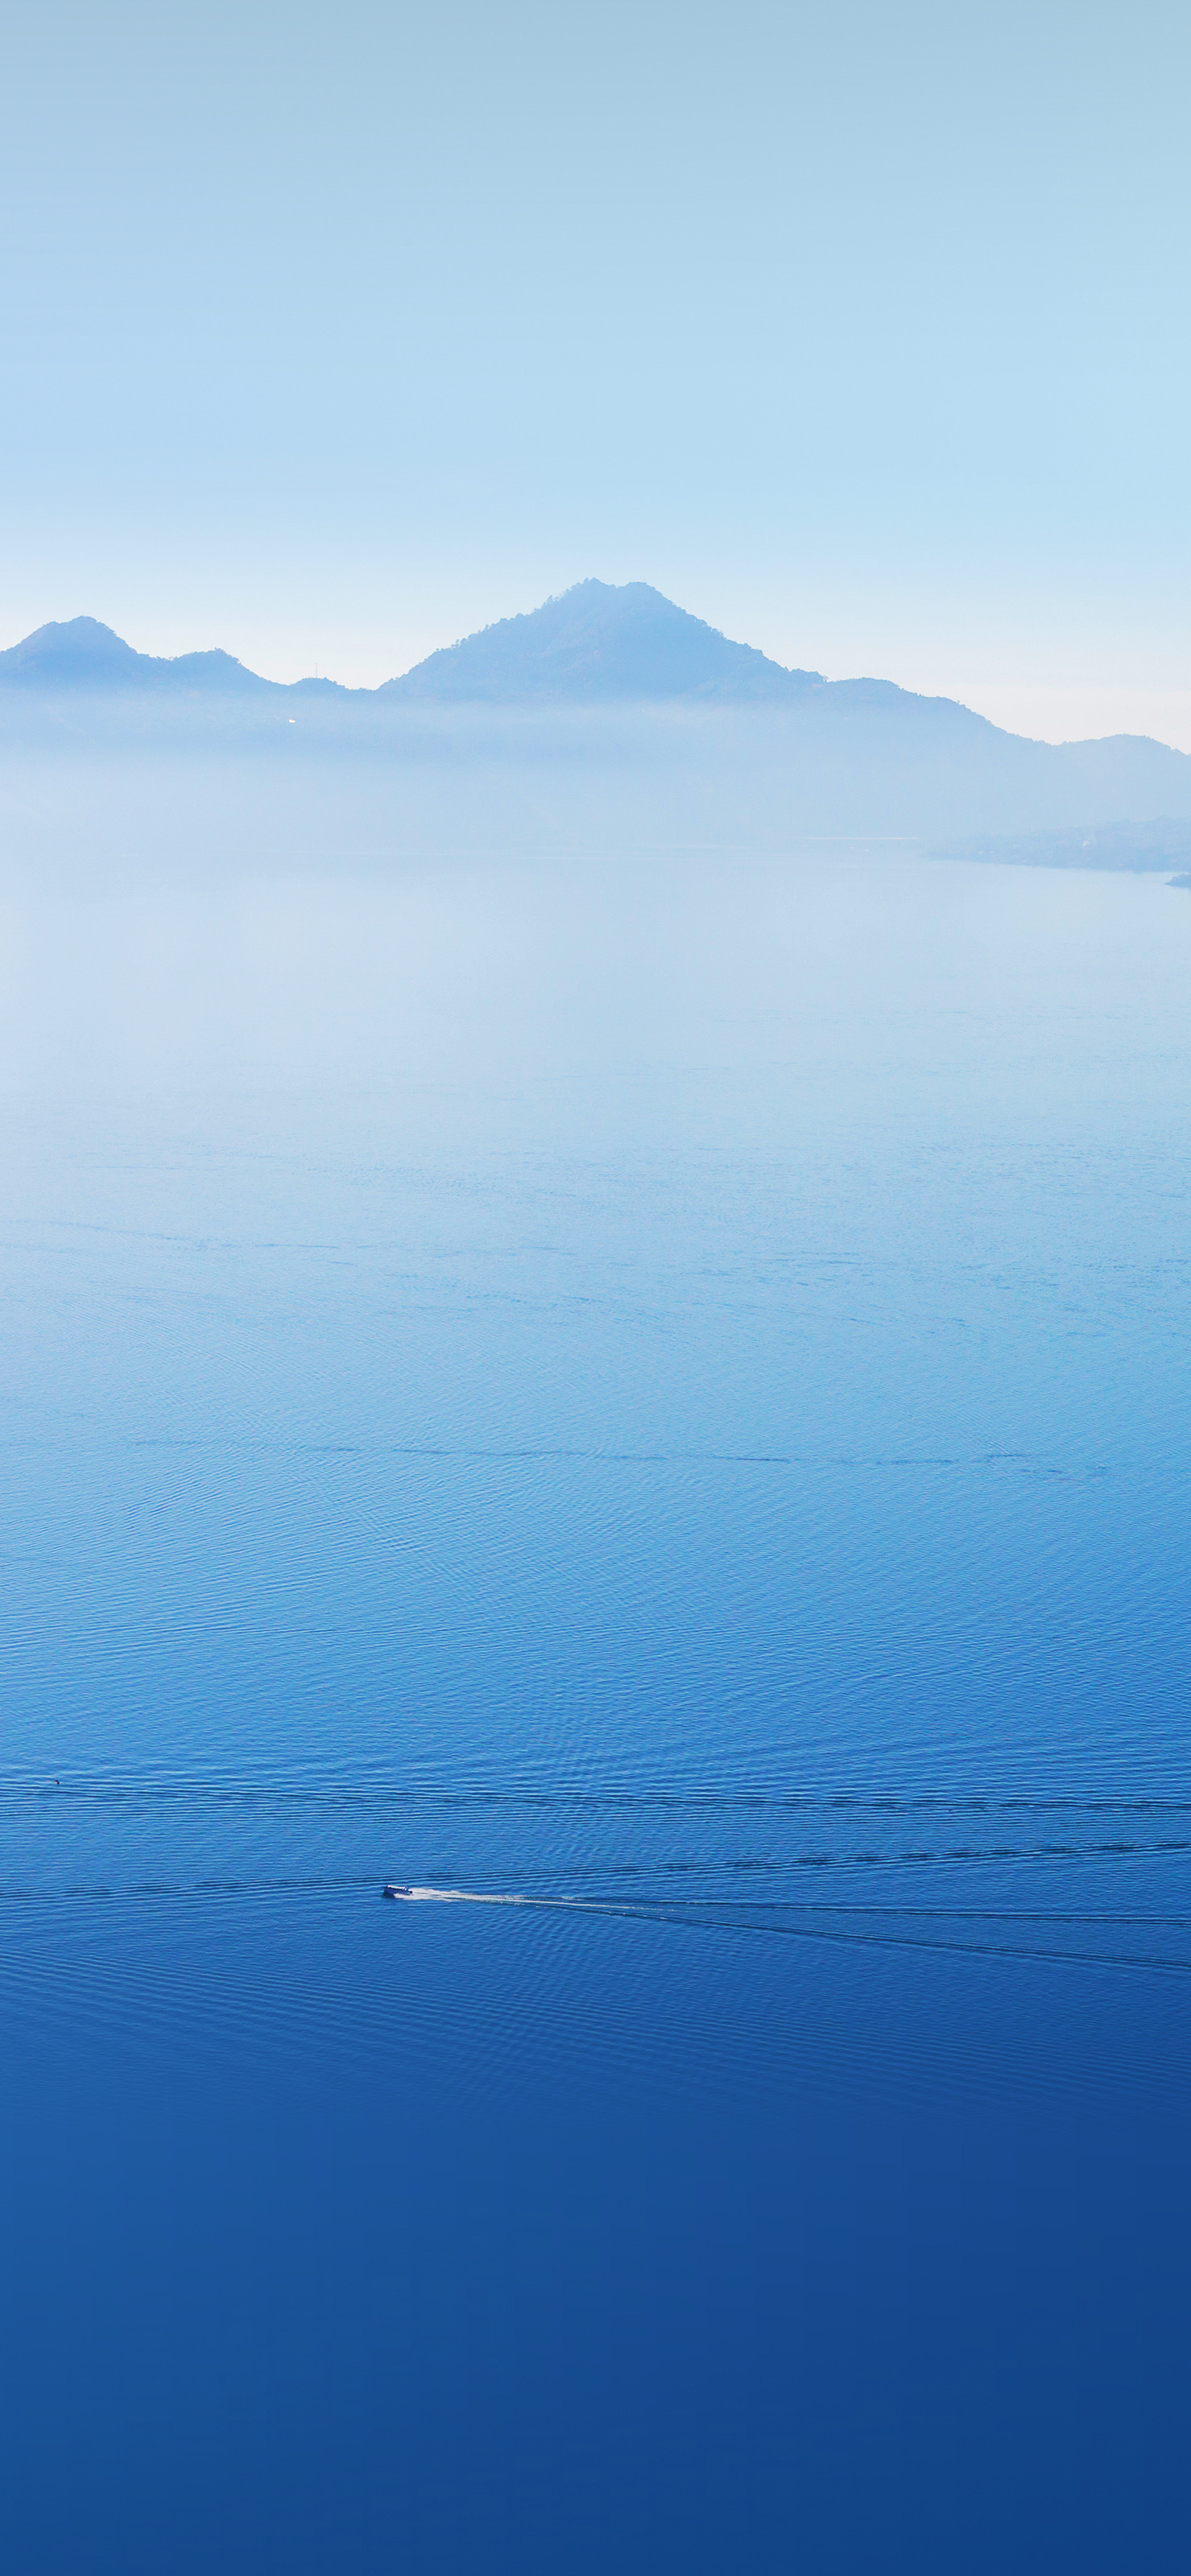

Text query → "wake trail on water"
[389,1885,523,1904]
[378,1885,1191,1971]
[3,1873,1191,1968]
[385,1885,618,1910]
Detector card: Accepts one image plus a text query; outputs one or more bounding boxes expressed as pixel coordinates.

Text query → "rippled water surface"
[2,851,1189,2570]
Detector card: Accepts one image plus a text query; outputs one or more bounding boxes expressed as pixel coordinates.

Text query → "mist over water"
[4,691,1191,866]
[3,840,1189,2570]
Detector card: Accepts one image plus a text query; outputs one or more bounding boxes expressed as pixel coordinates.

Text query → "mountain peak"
[383,579,824,704]
[0,616,272,693]
[1,616,142,683]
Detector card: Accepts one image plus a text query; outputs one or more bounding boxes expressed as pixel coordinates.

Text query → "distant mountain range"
[0,582,824,704]
[0,576,1181,741]
[4,581,1190,846]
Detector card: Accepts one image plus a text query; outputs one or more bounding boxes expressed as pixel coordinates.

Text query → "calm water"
[2,849,1189,2570]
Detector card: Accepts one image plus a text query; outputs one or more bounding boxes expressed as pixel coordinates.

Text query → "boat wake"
[383,1883,530,1905]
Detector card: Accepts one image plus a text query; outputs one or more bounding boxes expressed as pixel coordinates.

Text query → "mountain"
[3,588,1191,848]
[0,586,824,704]
[0,615,278,693]
[383,580,825,704]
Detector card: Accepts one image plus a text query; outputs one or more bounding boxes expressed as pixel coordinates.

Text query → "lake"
[2,845,1189,2570]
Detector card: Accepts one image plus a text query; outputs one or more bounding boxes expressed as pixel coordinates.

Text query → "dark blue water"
[2,852,1189,2570]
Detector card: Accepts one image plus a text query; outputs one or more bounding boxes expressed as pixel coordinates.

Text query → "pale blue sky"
[2,0,1188,740]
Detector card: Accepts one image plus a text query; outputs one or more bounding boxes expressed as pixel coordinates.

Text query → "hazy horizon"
[5,587,1190,758]
[2,2,1189,743]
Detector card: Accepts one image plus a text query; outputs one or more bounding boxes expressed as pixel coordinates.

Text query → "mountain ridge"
[0,586,1182,762]
[0,614,282,696]
[0,583,833,707]
[0,584,1042,734]
[3,591,1191,846]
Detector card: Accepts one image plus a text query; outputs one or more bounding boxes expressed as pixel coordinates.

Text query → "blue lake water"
[2,848,1189,2570]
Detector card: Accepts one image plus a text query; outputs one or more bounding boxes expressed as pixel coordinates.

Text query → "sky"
[1,0,1188,743]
